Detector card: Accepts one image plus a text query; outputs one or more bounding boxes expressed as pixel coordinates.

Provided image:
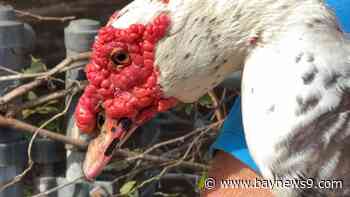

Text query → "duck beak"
[82,117,137,180]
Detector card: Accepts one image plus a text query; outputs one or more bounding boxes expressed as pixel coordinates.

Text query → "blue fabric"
[210,96,259,171]
[325,0,350,33]
[211,0,349,172]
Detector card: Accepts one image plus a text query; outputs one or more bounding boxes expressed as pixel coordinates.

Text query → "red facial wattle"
[75,13,177,134]
[75,13,178,180]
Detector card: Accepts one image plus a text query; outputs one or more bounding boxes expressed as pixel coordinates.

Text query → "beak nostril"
[119,117,133,131]
[104,138,120,157]
[97,113,105,129]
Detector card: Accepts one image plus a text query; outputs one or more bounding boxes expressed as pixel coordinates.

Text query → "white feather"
[110,0,350,195]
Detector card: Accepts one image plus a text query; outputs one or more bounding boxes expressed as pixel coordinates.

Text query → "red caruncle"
[75,13,177,134]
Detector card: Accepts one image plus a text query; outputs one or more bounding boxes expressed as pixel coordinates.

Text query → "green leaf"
[22,109,36,119]
[22,56,47,74]
[128,190,139,197]
[120,181,137,196]
[132,148,143,153]
[36,106,59,114]
[43,119,61,132]
[46,99,59,105]
[27,91,38,101]
[185,104,193,115]
[22,103,59,119]
[197,171,208,191]
[198,94,213,107]
[105,160,131,171]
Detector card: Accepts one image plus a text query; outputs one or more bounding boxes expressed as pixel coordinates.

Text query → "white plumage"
[242,16,350,195]
[112,0,350,196]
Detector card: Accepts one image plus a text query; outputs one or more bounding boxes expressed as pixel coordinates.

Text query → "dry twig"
[124,121,218,162]
[0,79,46,106]
[0,115,88,148]
[116,147,209,171]
[6,81,87,116]
[208,90,224,124]
[14,9,76,22]
[0,94,75,192]
[115,127,209,196]
[0,65,21,75]
[0,52,90,82]
[221,88,228,117]
[0,115,212,171]
[0,52,91,105]
[31,176,84,197]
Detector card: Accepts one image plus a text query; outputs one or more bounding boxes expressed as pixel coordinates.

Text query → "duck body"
[79,1,350,195]
[242,3,350,196]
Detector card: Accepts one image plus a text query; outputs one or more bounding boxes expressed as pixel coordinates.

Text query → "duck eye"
[111,49,130,65]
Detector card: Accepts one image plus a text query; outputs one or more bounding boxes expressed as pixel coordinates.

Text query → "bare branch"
[124,121,220,162]
[0,94,75,192]
[117,127,208,196]
[221,88,228,117]
[208,90,224,123]
[41,52,91,78]
[6,81,87,116]
[14,9,76,22]
[0,65,21,75]
[0,52,91,105]
[160,173,199,181]
[111,164,158,184]
[0,115,88,149]
[116,149,208,171]
[0,115,211,170]
[0,52,91,83]
[0,78,46,106]
[31,176,84,197]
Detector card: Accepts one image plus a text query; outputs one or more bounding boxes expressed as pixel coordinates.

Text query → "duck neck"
[221,0,337,58]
